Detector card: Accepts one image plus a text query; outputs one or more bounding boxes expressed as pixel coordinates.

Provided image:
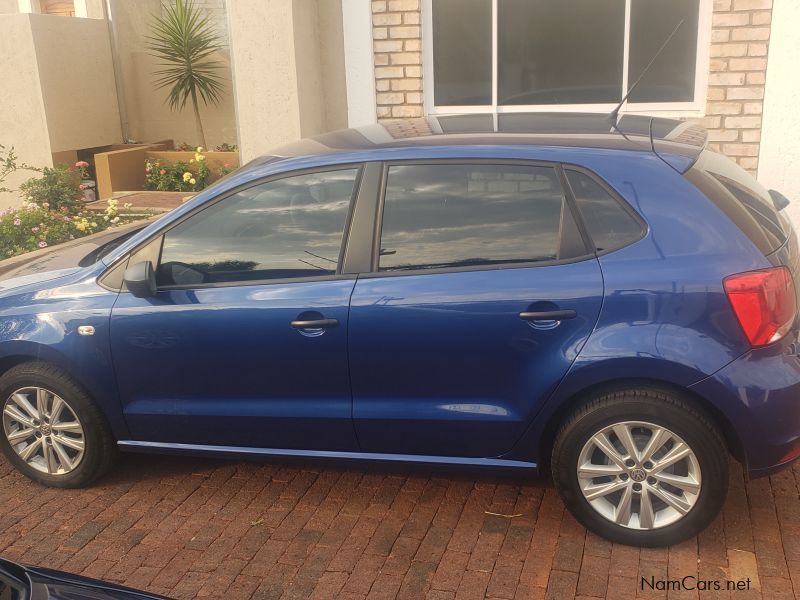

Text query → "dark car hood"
[0,557,169,599]
[27,566,169,599]
[0,219,157,292]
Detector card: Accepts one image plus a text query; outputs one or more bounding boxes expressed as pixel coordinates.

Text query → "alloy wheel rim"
[2,387,85,475]
[577,420,701,530]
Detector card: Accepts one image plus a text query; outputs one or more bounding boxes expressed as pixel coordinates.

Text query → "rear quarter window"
[686,150,790,255]
[564,169,645,254]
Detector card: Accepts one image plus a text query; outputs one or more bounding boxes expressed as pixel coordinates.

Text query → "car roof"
[263,113,707,173]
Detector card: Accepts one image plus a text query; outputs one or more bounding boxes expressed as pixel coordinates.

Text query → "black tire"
[551,386,729,547]
[0,362,116,488]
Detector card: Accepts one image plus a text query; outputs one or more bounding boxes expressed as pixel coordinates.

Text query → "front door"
[348,162,604,457]
[110,167,362,451]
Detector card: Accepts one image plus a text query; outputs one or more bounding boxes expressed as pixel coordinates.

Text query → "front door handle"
[291,318,339,329]
[519,310,577,321]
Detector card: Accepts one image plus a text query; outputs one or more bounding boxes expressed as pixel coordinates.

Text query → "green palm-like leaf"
[147,0,226,146]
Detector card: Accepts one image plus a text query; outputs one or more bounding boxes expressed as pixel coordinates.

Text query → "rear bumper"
[689,335,800,477]
[748,451,800,478]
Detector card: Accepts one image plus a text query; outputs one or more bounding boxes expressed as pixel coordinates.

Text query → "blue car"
[0,555,168,599]
[0,114,797,546]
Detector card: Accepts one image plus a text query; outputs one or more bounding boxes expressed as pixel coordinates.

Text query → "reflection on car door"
[110,168,362,451]
[348,162,604,458]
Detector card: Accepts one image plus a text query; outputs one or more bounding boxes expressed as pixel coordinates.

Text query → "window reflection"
[566,170,643,253]
[628,0,700,103]
[498,0,626,105]
[432,0,492,105]
[157,169,359,286]
[379,164,568,271]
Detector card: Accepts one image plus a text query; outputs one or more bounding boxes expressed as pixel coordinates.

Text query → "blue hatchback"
[1,114,797,546]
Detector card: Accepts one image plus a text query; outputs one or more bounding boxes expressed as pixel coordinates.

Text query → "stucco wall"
[0,14,59,209]
[758,0,800,226]
[227,0,300,161]
[30,13,121,153]
[317,0,349,134]
[228,0,348,161]
[342,0,377,127]
[0,0,19,13]
[109,0,237,149]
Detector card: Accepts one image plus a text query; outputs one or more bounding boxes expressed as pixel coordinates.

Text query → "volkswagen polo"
[1,114,798,547]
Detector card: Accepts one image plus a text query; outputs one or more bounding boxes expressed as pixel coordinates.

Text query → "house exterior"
[1,0,798,219]
[226,0,798,217]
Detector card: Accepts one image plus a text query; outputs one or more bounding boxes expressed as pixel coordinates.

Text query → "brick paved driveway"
[0,453,798,600]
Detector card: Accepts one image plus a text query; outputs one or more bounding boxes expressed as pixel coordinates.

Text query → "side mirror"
[123,261,157,298]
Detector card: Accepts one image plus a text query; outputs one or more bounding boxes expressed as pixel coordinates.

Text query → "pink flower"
[79,183,88,190]
[38,241,47,248]
[31,226,39,233]
[63,216,71,222]
[75,161,89,168]
[159,169,166,175]
[13,218,21,226]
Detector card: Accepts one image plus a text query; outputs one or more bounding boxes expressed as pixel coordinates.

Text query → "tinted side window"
[686,150,789,255]
[378,163,583,271]
[565,170,644,253]
[157,169,359,286]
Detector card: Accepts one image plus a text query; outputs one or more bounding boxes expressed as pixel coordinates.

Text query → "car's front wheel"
[552,387,729,546]
[0,362,116,488]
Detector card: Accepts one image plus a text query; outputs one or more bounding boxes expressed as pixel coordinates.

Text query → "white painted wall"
[759,0,800,226]
[342,0,376,127]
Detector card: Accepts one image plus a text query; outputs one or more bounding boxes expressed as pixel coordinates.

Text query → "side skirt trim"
[117,440,538,471]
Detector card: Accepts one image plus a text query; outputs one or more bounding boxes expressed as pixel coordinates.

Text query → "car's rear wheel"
[552,387,728,546]
[0,362,116,488]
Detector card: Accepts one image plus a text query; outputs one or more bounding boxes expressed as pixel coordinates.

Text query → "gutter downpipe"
[104,0,130,142]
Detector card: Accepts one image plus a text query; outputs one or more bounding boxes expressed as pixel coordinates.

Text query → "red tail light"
[723,267,797,347]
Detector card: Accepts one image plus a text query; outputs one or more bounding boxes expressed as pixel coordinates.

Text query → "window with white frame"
[423,0,712,114]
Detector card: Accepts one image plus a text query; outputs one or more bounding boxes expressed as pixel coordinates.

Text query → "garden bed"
[94,143,238,199]
[85,191,191,213]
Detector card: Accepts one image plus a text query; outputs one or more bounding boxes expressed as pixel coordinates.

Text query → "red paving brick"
[0,454,798,599]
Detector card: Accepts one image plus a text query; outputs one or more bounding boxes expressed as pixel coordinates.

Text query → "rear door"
[348,161,605,458]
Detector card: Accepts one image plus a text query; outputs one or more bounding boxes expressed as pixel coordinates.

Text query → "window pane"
[379,164,571,271]
[498,0,625,105]
[687,151,788,254]
[566,170,644,253]
[628,0,700,103]
[157,169,358,286]
[432,0,492,106]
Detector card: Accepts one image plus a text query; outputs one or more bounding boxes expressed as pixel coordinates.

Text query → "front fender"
[0,277,128,439]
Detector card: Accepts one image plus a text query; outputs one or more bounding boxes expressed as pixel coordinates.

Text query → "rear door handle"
[291,318,339,329]
[519,310,577,321]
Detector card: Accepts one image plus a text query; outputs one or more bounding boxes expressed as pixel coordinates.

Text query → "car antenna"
[609,19,685,127]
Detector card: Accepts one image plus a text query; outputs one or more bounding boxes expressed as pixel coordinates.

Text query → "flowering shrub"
[74,160,91,180]
[19,166,83,213]
[144,147,213,192]
[1,143,38,194]
[0,199,139,259]
[0,203,74,257]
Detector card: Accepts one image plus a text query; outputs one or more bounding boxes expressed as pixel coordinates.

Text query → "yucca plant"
[147,0,225,149]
